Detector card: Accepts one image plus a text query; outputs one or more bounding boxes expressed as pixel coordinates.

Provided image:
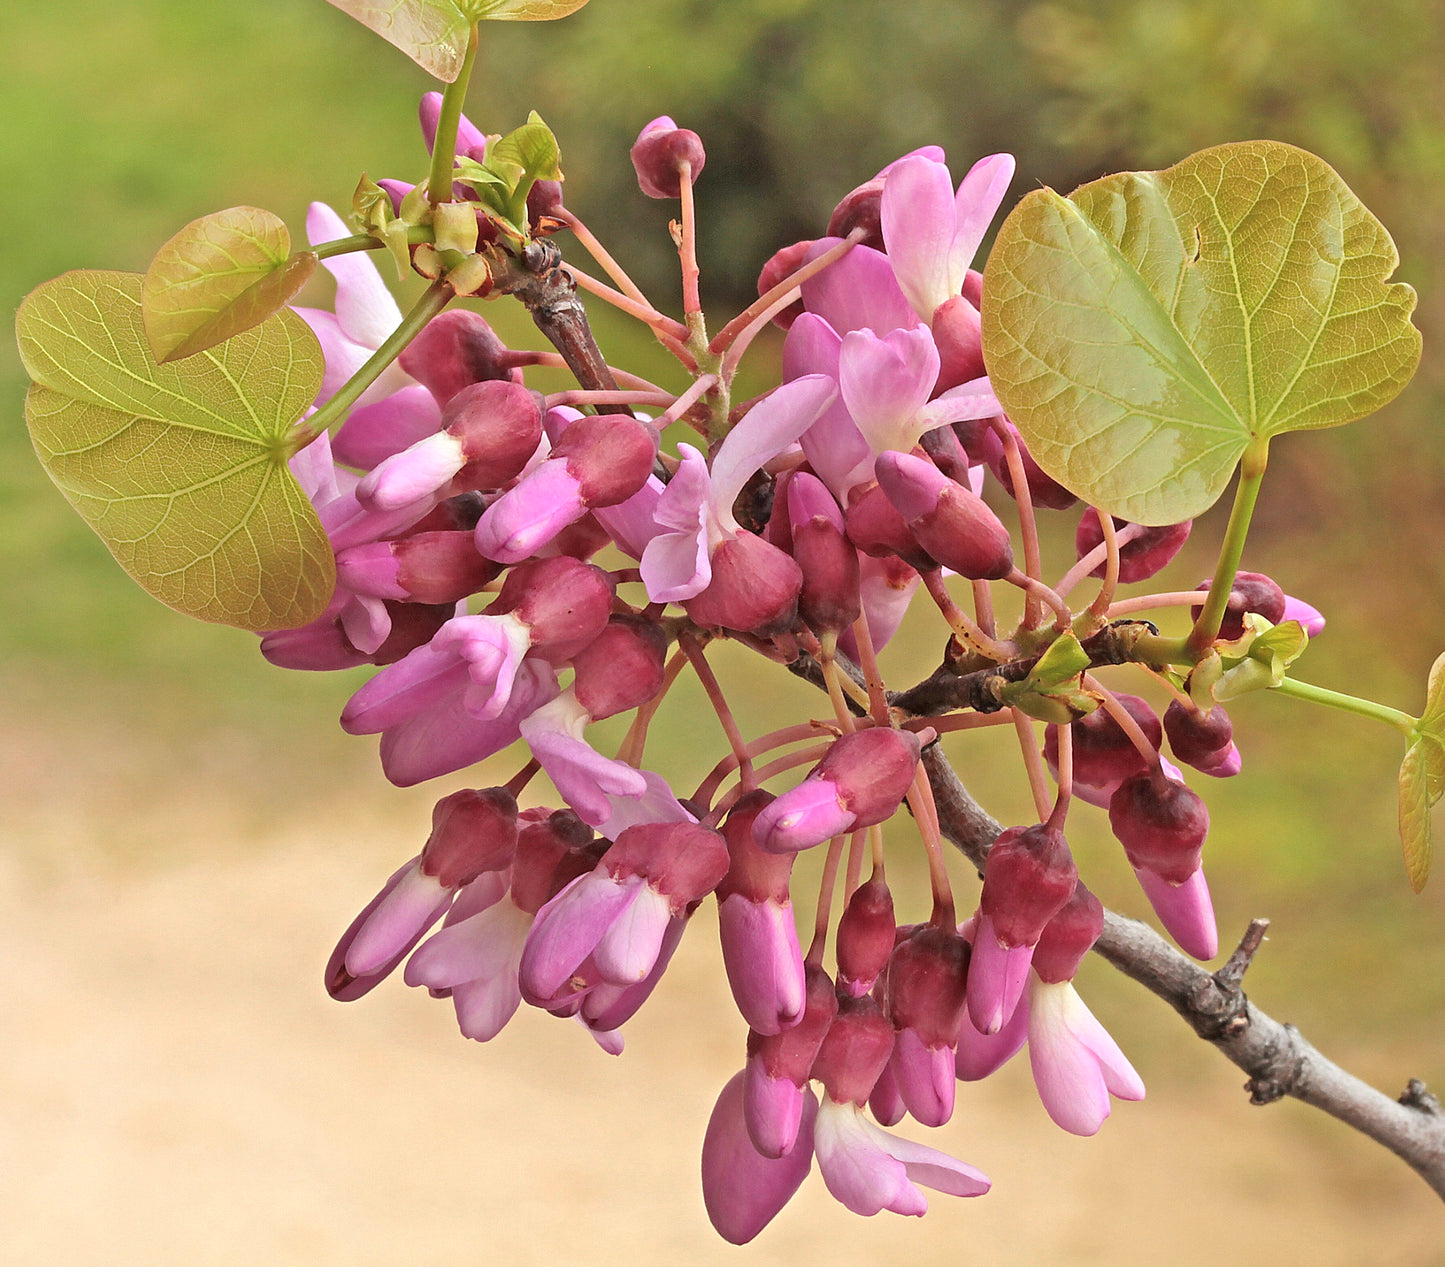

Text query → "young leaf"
[17,271,334,631]
[326,0,590,81]
[1399,651,1445,889]
[142,207,317,362]
[982,141,1422,524]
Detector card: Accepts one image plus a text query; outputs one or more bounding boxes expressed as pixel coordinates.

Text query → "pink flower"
[879,152,1015,324]
[1027,975,1146,1136]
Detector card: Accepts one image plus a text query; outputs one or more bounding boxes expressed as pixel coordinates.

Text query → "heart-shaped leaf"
[142,206,317,362]
[1399,651,1445,890]
[982,141,1422,524]
[17,271,334,630]
[326,0,590,81]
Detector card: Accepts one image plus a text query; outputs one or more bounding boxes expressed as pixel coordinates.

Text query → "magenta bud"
[886,925,971,1049]
[1163,700,1237,774]
[917,421,973,486]
[570,614,669,721]
[419,787,520,887]
[1192,570,1287,641]
[844,479,935,571]
[336,531,501,605]
[1108,772,1210,885]
[835,873,896,998]
[1075,513,1192,583]
[874,450,1014,580]
[527,178,564,224]
[825,178,885,250]
[702,1071,816,1245]
[442,380,546,490]
[1044,693,1161,791]
[551,413,659,508]
[418,90,488,163]
[719,790,794,904]
[791,510,862,636]
[1030,881,1104,984]
[1134,865,1218,960]
[604,821,730,909]
[631,116,706,198]
[983,423,1078,511]
[399,309,521,407]
[488,556,615,662]
[684,532,803,637]
[930,294,985,390]
[815,727,923,830]
[810,994,895,1106]
[979,824,1078,948]
[746,963,839,1094]
[509,809,600,915]
[756,239,813,330]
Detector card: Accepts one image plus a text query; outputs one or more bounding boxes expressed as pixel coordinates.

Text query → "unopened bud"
[631,116,707,199]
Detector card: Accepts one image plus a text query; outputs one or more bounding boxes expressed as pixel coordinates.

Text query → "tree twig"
[923,745,1445,1200]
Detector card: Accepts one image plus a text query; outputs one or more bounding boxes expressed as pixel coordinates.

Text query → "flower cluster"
[267,100,1325,1241]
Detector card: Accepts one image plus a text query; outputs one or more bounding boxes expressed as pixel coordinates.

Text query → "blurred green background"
[2,1,1443,1261]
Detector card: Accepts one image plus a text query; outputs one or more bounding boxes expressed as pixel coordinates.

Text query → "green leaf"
[16,271,333,631]
[1398,738,1443,891]
[982,140,1422,524]
[1399,651,1445,889]
[1025,630,1091,689]
[325,0,590,81]
[142,207,317,363]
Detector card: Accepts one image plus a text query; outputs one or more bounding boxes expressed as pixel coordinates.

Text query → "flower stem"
[1272,676,1418,735]
[428,25,480,207]
[1187,437,1269,657]
[295,279,452,445]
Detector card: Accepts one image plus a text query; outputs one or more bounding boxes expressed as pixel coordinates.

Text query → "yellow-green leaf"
[982,141,1422,524]
[326,0,590,81]
[1398,738,1444,892]
[142,207,317,362]
[1398,651,1445,889]
[16,271,333,631]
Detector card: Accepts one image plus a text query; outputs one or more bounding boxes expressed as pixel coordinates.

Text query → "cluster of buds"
[265,99,1325,1240]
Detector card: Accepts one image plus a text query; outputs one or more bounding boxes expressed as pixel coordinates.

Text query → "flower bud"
[929,294,985,390]
[874,450,1014,580]
[631,116,706,198]
[399,309,522,407]
[744,964,838,1156]
[826,178,885,250]
[570,614,669,721]
[509,809,601,915]
[488,556,615,662]
[335,530,501,605]
[1108,771,1210,884]
[752,727,922,854]
[844,479,935,571]
[1075,513,1192,583]
[1192,570,1287,640]
[684,532,804,637]
[1030,881,1104,984]
[550,412,659,508]
[1163,700,1240,777]
[786,474,861,635]
[886,925,971,1126]
[835,873,896,998]
[982,422,1078,511]
[811,994,895,1106]
[419,787,520,887]
[756,239,813,330]
[1044,693,1161,792]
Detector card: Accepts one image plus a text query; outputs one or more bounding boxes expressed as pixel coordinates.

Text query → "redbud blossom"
[630,116,706,198]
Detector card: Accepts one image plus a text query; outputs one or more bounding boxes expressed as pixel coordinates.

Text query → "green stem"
[295,280,453,445]
[312,234,382,261]
[428,25,480,207]
[1187,436,1270,657]
[1273,677,1418,735]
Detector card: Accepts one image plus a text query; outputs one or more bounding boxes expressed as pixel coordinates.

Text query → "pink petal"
[813,1099,926,1217]
[949,153,1016,283]
[965,915,1035,1036]
[1134,865,1218,961]
[333,384,443,470]
[717,894,807,1035]
[639,445,713,601]
[474,460,586,564]
[838,326,941,456]
[880,154,959,320]
[307,201,403,350]
[799,240,920,337]
[595,882,673,984]
[519,871,645,1003]
[1028,978,1145,1136]
[709,375,838,525]
[702,1071,817,1245]
[890,1028,956,1128]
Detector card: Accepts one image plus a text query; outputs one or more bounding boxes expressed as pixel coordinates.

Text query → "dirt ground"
[3,682,1442,1265]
